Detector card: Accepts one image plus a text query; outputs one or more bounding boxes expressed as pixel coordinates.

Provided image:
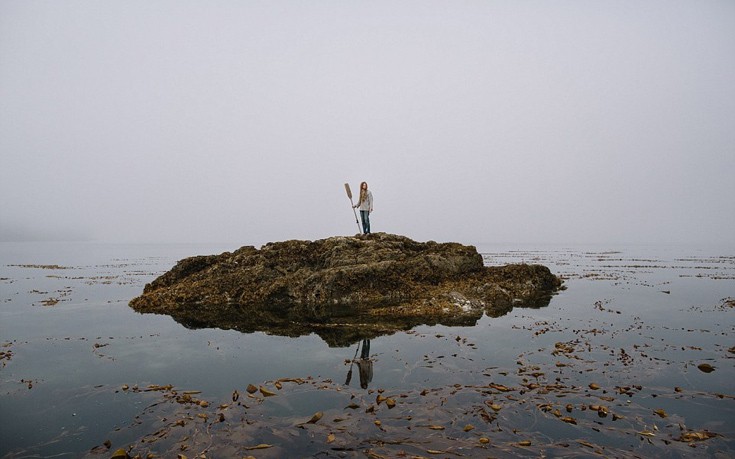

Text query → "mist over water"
[1,1,734,246]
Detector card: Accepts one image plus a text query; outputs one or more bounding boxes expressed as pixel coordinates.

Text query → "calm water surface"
[0,242,733,458]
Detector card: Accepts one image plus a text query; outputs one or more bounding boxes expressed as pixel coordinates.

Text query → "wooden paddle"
[344,183,362,233]
[344,340,361,385]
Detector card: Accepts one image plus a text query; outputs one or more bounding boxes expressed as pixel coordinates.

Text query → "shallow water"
[0,241,733,458]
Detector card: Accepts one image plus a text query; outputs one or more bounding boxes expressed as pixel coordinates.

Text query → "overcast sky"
[1,1,733,247]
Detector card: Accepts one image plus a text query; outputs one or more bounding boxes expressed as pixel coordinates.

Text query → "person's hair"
[359,182,368,204]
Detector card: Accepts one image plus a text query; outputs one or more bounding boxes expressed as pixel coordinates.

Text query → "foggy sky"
[1,1,734,247]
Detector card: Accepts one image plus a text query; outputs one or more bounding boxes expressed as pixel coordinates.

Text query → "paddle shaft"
[345,340,362,385]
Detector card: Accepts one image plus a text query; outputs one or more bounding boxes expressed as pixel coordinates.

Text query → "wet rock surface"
[129,233,561,345]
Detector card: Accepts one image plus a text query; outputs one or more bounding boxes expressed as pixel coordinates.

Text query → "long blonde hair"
[358,182,369,205]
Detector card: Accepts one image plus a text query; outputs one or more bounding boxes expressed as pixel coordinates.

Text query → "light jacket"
[357,190,373,212]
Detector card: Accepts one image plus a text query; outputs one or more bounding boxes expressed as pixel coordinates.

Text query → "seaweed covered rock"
[129,233,562,345]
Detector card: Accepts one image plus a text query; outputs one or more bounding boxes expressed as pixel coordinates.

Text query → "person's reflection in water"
[357,339,373,389]
[345,339,373,389]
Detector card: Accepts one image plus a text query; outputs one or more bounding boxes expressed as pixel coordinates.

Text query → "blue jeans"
[360,210,371,234]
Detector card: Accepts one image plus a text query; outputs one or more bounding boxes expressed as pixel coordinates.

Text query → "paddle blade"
[344,183,353,199]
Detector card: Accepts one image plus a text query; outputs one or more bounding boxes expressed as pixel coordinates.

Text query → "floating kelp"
[90,291,735,459]
[91,366,729,459]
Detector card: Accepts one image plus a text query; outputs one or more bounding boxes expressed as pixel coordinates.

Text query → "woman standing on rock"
[353,181,373,235]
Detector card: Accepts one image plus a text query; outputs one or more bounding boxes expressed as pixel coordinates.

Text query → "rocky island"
[129,233,562,346]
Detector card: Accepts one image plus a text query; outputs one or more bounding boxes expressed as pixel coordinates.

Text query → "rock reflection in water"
[170,294,552,347]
